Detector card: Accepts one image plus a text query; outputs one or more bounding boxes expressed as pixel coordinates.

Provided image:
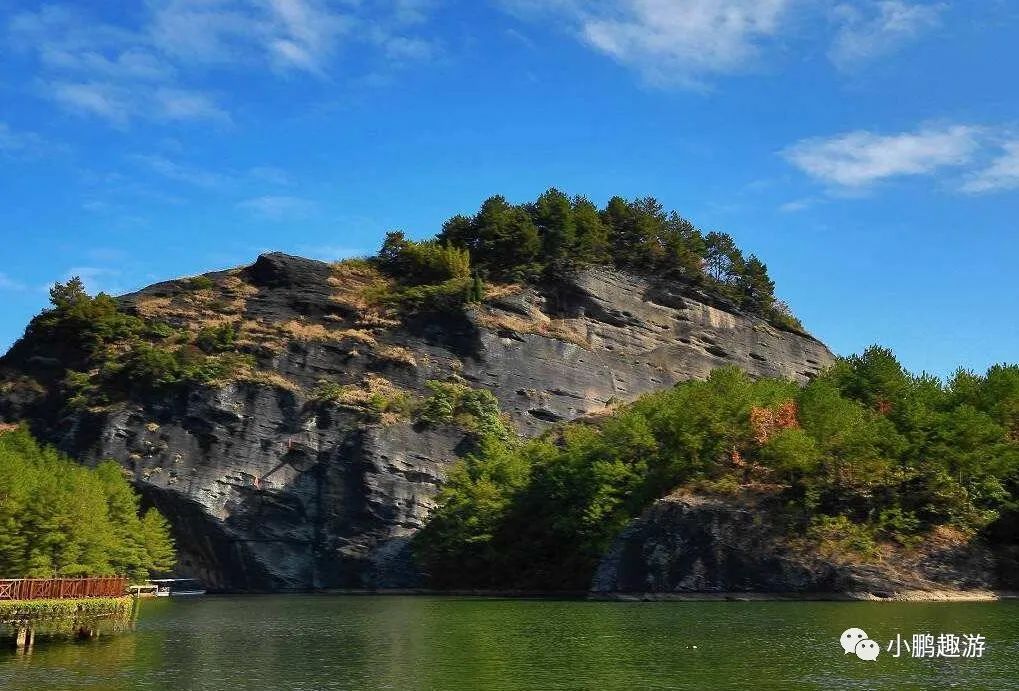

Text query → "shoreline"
[587,590,1019,602]
[208,588,1019,602]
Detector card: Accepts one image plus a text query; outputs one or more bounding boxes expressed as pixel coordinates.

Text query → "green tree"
[0,427,175,580]
[572,196,611,264]
[703,231,744,288]
[531,187,577,262]
[737,255,776,312]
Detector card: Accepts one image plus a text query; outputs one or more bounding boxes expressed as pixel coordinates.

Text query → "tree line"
[375,189,800,330]
[0,426,175,581]
[415,347,1019,589]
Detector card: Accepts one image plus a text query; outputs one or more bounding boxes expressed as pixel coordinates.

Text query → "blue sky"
[0,0,1017,378]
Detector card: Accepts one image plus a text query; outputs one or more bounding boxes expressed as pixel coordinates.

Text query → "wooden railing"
[0,577,128,600]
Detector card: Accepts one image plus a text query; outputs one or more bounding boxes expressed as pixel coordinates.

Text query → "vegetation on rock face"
[416,347,1019,589]
[312,375,416,423]
[430,189,794,330]
[416,376,509,439]
[15,277,278,410]
[0,427,175,581]
[369,188,801,331]
[3,190,807,413]
[374,231,483,311]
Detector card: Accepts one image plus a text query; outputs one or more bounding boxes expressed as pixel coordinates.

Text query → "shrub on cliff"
[24,280,259,408]
[417,347,1019,589]
[416,377,508,439]
[374,232,477,311]
[0,426,175,581]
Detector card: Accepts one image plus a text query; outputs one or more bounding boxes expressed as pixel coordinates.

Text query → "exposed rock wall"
[0,253,834,591]
[465,267,830,435]
[591,495,997,597]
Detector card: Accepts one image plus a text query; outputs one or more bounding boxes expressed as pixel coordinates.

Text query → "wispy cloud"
[131,154,232,189]
[61,266,124,295]
[778,198,816,213]
[128,155,302,194]
[149,0,352,74]
[0,122,59,158]
[498,0,956,88]
[829,1,945,70]
[784,124,1019,196]
[0,273,27,292]
[237,195,316,220]
[248,166,294,186]
[783,125,981,189]
[499,0,793,88]
[9,1,440,125]
[963,141,1019,193]
[153,88,230,123]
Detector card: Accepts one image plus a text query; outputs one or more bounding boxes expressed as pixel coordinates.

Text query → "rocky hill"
[0,252,832,591]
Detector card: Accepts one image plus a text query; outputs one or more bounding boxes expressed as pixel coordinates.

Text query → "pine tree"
[531,188,576,262]
[738,255,776,312]
[468,271,485,303]
[572,196,611,264]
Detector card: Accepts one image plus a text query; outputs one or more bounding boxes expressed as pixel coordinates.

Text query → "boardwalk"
[0,577,127,600]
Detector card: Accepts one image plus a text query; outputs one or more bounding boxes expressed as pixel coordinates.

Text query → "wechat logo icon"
[841,628,880,661]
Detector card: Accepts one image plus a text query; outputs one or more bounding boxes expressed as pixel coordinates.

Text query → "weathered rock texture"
[591,494,997,597]
[0,253,833,591]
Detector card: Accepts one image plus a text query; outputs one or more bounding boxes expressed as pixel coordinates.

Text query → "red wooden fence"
[0,577,128,600]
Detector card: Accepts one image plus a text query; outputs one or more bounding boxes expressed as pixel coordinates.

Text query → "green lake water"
[2,595,1017,690]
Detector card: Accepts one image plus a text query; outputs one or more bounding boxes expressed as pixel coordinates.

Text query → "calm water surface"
[2,595,1018,690]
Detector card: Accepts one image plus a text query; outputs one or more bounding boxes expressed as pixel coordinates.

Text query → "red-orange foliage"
[749,401,800,444]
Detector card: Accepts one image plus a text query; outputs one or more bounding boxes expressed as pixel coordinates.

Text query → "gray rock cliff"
[0,253,834,591]
[591,494,997,597]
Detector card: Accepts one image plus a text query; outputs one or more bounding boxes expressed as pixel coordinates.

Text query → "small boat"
[147,578,207,597]
[128,583,159,597]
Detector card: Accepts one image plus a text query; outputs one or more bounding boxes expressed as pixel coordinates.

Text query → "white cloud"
[150,0,351,74]
[500,0,792,87]
[499,0,953,88]
[783,125,980,189]
[963,141,1019,193]
[829,1,945,69]
[238,195,316,220]
[582,0,791,86]
[9,1,439,124]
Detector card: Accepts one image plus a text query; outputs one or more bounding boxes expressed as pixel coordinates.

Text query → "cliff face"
[591,495,998,598]
[0,253,833,591]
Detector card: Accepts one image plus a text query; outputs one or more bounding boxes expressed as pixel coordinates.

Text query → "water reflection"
[2,596,1017,690]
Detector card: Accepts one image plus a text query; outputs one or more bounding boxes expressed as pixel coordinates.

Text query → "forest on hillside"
[416,347,1019,590]
[0,427,175,581]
